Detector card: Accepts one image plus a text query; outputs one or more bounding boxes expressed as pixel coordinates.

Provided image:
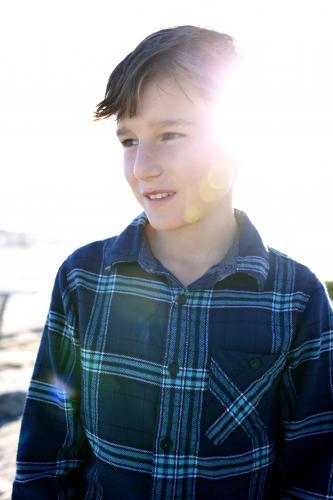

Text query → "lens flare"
[184,206,201,223]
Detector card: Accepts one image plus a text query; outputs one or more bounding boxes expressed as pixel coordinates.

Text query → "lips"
[143,190,176,200]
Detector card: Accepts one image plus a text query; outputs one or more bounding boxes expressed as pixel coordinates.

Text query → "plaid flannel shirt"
[13,209,333,499]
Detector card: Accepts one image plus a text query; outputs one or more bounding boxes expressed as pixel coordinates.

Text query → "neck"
[145,200,239,283]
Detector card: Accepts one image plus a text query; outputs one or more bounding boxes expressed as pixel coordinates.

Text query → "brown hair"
[94,25,238,121]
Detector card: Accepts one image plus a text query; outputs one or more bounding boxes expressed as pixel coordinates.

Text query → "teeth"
[148,193,173,199]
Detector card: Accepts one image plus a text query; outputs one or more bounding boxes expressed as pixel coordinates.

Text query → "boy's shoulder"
[266,245,327,298]
[60,213,147,276]
[234,209,325,297]
[62,236,117,275]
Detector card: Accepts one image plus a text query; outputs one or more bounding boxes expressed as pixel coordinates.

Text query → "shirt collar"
[104,209,270,290]
[234,209,270,290]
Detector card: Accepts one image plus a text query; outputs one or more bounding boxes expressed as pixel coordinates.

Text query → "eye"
[121,138,138,148]
[161,132,184,141]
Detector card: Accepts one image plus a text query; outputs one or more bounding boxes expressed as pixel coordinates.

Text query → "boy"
[13,25,333,499]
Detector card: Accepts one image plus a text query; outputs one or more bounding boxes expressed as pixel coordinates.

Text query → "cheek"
[181,143,220,183]
[123,160,135,186]
[185,147,236,202]
[166,142,210,183]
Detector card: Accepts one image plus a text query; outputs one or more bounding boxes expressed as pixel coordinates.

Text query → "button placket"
[177,293,187,305]
[160,437,173,453]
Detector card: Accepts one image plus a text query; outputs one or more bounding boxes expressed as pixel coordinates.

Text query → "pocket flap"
[205,351,286,446]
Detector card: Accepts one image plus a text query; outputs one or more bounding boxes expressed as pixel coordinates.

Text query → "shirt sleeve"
[12,260,92,498]
[279,277,333,499]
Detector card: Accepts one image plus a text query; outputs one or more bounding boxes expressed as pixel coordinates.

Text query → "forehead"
[117,77,215,131]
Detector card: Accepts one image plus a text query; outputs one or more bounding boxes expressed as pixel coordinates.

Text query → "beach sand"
[0,328,41,500]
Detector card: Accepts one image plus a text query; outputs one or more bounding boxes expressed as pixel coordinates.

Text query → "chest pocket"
[205,350,286,446]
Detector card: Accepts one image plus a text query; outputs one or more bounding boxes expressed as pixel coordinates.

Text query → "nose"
[133,143,162,180]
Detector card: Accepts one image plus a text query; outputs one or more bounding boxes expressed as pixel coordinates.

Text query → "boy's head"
[95,26,240,233]
[95,25,239,121]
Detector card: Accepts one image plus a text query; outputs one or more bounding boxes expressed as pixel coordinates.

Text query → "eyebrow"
[116,119,194,137]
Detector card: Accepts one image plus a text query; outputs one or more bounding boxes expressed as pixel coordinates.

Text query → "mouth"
[143,190,176,201]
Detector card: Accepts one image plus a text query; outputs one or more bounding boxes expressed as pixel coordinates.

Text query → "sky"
[1,0,332,280]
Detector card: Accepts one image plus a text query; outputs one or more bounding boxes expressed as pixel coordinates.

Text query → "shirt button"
[160,437,173,452]
[168,362,179,377]
[249,358,261,370]
[177,293,186,305]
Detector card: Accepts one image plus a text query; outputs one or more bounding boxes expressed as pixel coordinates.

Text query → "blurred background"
[1,0,332,497]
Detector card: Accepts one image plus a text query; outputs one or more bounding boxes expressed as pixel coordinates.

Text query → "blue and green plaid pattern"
[13,210,333,499]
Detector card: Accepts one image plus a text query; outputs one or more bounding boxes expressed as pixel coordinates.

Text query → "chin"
[145,213,190,232]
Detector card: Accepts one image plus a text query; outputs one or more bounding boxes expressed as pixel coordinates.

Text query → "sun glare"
[212,30,332,183]
[1,0,332,278]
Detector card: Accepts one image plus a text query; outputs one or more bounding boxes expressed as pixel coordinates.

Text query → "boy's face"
[116,77,236,232]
